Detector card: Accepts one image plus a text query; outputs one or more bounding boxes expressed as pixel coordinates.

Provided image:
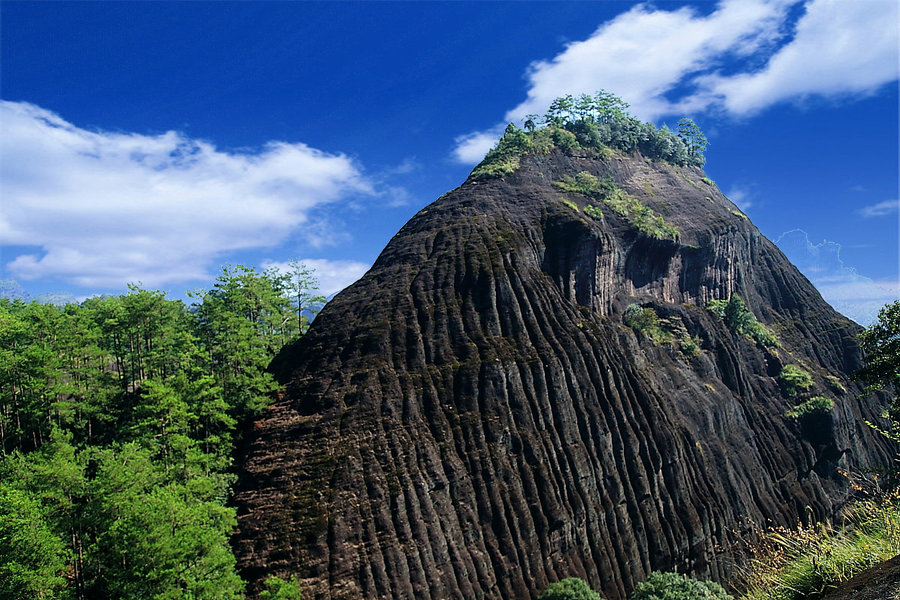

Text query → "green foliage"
[191,265,297,423]
[584,204,604,219]
[854,300,900,480]
[471,123,532,180]
[471,155,521,180]
[741,490,900,600]
[555,171,600,196]
[0,433,244,599]
[625,303,659,332]
[538,577,604,600]
[261,575,304,599]
[705,299,728,318]
[555,172,678,240]
[470,91,709,177]
[785,395,834,419]
[0,482,69,600]
[676,118,708,167]
[561,198,579,211]
[628,197,680,240]
[706,295,777,348]
[287,260,326,335]
[856,300,900,406]
[624,304,673,345]
[679,336,701,358]
[700,177,714,186]
[629,571,732,600]
[552,127,580,152]
[0,261,322,598]
[779,365,814,398]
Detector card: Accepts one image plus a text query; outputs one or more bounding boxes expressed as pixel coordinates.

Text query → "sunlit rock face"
[233,149,891,600]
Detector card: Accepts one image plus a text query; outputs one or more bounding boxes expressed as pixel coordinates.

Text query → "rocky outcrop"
[232,149,892,599]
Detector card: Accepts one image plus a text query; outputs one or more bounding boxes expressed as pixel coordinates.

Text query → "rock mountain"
[232,147,891,599]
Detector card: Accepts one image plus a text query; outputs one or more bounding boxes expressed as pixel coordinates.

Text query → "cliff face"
[232,149,890,600]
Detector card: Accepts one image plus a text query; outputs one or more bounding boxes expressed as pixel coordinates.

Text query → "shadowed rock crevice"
[234,149,891,600]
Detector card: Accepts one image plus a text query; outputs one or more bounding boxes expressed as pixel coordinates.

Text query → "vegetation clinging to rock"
[779,364,814,398]
[706,295,777,348]
[538,577,605,600]
[629,571,732,600]
[785,395,834,419]
[555,172,679,240]
[739,488,900,600]
[472,90,708,180]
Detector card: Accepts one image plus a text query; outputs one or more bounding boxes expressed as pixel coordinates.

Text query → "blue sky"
[1,0,897,323]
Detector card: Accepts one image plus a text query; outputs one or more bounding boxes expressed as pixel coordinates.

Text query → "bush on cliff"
[629,571,732,600]
[539,577,605,600]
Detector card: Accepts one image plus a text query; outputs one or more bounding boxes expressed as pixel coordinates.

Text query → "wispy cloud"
[262,258,370,297]
[775,229,899,325]
[453,0,898,164]
[1,101,374,289]
[697,0,899,115]
[725,184,754,211]
[859,199,899,218]
[452,127,506,165]
[506,0,793,123]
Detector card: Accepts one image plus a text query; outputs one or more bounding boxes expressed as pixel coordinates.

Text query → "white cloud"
[725,185,753,211]
[452,0,898,163]
[701,0,900,115]
[262,258,370,297]
[451,127,506,164]
[506,0,793,123]
[775,229,899,325]
[859,199,899,218]
[0,101,374,288]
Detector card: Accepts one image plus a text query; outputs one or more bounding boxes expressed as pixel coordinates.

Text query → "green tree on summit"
[676,118,708,165]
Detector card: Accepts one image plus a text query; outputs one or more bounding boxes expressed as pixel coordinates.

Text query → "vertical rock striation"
[233,149,891,599]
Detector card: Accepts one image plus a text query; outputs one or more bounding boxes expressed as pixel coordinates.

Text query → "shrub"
[471,156,519,180]
[705,299,728,318]
[679,335,701,357]
[779,365,813,398]
[625,303,659,333]
[630,571,732,600]
[260,575,303,599]
[707,295,777,348]
[584,204,604,219]
[471,123,532,180]
[552,127,580,152]
[555,172,600,196]
[625,304,674,345]
[539,577,604,600]
[785,395,834,419]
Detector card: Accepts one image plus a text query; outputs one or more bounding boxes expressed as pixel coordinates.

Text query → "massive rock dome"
[232,147,890,599]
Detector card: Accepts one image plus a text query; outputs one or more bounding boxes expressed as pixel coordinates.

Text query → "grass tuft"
[740,489,900,600]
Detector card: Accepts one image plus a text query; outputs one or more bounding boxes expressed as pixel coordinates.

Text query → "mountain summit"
[232,136,890,599]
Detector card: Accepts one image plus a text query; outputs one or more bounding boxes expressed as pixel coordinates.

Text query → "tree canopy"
[855,300,900,478]
[473,91,709,181]
[0,262,321,599]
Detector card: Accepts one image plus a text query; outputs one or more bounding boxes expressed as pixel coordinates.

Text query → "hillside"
[232,144,892,600]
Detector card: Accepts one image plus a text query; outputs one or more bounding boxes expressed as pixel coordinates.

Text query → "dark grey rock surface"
[233,149,891,600]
